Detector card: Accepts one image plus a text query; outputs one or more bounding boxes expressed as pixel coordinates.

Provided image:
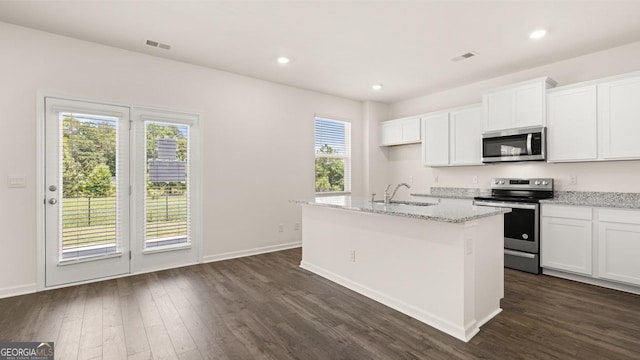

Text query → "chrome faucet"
[384,183,411,204]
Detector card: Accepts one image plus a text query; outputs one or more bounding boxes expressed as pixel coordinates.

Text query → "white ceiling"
[1,1,640,103]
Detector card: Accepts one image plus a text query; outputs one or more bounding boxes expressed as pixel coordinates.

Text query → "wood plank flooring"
[1,248,639,359]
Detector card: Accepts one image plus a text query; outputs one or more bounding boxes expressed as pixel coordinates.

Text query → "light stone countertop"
[292,196,509,224]
[540,191,640,209]
[410,187,490,200]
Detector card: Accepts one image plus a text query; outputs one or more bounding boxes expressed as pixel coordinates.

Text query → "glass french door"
[131,108,199,273]
[45,98,130,287]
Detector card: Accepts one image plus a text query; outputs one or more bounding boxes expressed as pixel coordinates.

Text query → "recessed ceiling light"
[372,84,383,91]
[277,56,290,65]
[529,29,547,40]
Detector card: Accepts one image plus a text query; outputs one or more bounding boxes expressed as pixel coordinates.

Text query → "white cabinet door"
[380,122,402,146]
[547,85,598,162]
[379,117,421,146]
[483,77,555,132]
[483,90,512,132]
[422,113,450,166]
[598,221,640,286]
[513,82,545,129]
[401,117,421,143]
[541,217,593,275]
[598,75,640,160]
[450,105,483,165]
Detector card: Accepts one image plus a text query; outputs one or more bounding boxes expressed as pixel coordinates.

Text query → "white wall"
[362,101,390,196]
[383,41,640,198]
[0,22,363,295]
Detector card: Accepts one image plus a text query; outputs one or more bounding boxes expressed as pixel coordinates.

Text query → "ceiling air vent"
[450,51,477,62]
[145,39,171,50]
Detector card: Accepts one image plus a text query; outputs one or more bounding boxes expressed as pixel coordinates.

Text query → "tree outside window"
[314,117,351,193]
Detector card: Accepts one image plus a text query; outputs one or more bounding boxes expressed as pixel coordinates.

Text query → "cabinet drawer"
[542,204,592,220]
[598,208,640,224]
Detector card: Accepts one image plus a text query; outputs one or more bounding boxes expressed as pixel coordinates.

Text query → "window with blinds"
[59,112,122,259]
[314,117,351,193]
[145,121,190,249]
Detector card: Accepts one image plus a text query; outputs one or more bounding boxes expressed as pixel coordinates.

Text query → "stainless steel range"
[473,178,554,274]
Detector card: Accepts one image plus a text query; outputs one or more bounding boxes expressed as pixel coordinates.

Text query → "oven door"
[473,200,539,253]
[503,203,539,253]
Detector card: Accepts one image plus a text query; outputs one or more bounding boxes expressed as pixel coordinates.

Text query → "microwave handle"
[526,133,533,155]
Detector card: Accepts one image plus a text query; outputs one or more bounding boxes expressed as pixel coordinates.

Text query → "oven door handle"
[474,201,537,210]
[526,133,533,155]
[504,249,536,259]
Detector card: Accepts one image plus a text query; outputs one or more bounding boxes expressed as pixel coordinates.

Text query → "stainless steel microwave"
[482,126,546,163]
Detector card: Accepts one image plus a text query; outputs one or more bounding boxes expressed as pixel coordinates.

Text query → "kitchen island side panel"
[299,205,503,342]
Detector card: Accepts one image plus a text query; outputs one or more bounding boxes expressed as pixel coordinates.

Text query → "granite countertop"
[291,196,509,224]
[540,191,640,209]
[410,187,490,200]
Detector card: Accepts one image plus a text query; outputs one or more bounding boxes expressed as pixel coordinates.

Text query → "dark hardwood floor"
[1,248,639,359]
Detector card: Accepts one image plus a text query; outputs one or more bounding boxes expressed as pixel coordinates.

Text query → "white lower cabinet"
[542,204,640,290]
[598,209,640,286]
[541,216,592,275]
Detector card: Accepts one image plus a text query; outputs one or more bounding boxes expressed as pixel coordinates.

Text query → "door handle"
[48,198,58,205]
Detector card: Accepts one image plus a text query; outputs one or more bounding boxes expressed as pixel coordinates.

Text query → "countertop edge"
[410,193,476,200]
[291,199,510,224]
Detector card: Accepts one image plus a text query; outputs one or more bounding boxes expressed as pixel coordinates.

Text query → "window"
[145,121,190,249]
[314,117,351,193]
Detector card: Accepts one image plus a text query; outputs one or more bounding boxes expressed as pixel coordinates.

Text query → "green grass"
[61,195,187,249]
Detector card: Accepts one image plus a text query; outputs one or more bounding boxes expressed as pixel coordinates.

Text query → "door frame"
[36,91,203,291]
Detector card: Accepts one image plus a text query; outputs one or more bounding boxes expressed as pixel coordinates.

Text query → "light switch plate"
[7,175,26,188]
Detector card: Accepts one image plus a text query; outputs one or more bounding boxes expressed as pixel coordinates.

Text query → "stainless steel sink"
[372,200,435,206]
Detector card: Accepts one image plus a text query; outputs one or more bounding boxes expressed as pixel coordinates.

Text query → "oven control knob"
[534,180,541,185]
[498,180,505,185]
[542,181,548,185]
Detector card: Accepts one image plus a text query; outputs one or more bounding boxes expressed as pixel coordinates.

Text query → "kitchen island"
[292,196,509,342]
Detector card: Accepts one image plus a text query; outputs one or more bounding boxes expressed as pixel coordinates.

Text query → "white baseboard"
[2,243,300,299]
[202,241,301,264]
[476,308,503,328]
[543,269,640,295]
[0,283,37,299]
[300,260,478,342]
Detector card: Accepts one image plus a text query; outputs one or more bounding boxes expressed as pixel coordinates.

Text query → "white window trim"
[314,116,352,195]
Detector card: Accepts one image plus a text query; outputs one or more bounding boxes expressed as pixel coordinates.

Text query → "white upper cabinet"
[598,74,640,160]
[422,104,483,167]
[483,77,557,132]
[421,112,450,166]
[449,105,483,165]
[547,85,598,162]
[379,116,421,146]
[546,71,640,162]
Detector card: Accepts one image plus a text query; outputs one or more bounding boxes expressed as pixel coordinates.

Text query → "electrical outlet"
[472,175,478,184]
[569,174,578,185]
[294,223,300,231]
[349,250,356,262]
[408,176,413,184]
[434,175,439,183]
[278,224,284,232]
